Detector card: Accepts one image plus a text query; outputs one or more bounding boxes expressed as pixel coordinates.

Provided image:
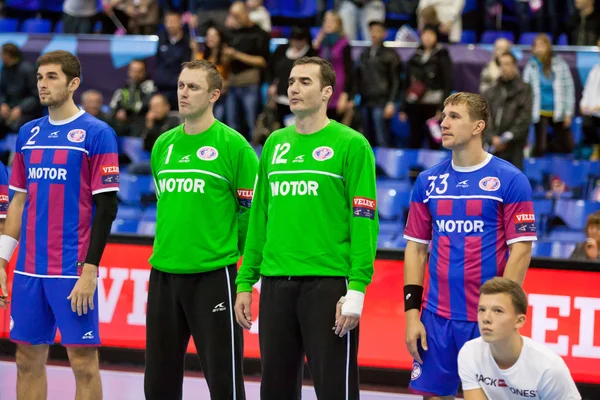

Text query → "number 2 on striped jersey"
[25,126,40,145]
[165,144,174,164]
[272,143,290,164]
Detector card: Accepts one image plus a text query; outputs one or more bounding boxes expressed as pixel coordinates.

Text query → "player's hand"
[0,263,9,309]
[405,310,428,364]
[234,292,253,330]
[334,301,360,337]
[67,264,97,316]
[334,290,364,337]
[384,103,395,119]
[0,104,10,119]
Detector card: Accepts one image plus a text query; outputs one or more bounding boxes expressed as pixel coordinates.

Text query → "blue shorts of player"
[9,273,100,346]
[409,308,480,397]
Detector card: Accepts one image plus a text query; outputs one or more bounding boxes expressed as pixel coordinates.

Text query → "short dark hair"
[1,43,21,60]
[480,277,528,315]
[291,56,336,90]
[368,20,386,29]
[36,50,81,83]
[499,52,517,65]
[130,58,146,68]
[181,59,223,91]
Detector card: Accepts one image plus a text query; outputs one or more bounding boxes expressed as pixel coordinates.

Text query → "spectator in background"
[337,0,386,41]
[523,34,575,156]
[124,0,160,35]
[479,38,512,94]
[483,52,532,170]
[99,0,131,34]
[570,211,600,261]
[580,37,600,160]
[355,21,403,148]
[196,25,230,121]
[141,93,180,152]
[0,43,41,138]
[268,26,318,127]
[154,11,193,110]
[110,59,156,136]
[223,1,270,140]
[62,0,98,34]
[247,0,271,33]
[399,24,452,149]
[567,0,600,46]
[81,89,111,124]
[417,5,448,43]
[417,0,465,43]
[314,11,354,122]
[190,0,233,36]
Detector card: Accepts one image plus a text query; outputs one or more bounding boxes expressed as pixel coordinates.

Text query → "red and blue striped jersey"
[9,110,120,277]
[0,162,8,218]
[404,154,536,321]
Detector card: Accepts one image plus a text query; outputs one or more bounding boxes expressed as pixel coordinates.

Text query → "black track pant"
[144,265,245,400]
[259,276,360,400]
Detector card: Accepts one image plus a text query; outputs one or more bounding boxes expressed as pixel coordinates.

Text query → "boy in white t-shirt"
[458,277,581,400]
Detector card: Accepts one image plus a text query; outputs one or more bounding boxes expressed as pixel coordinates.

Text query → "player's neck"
[183,112,215,135]
[295,111,330,134]
[452,145,487,168]
[490,333,523,370]
[48,101,81,122]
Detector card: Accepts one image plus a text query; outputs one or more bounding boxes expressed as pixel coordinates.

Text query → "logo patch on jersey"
[48,131,59,138]
[479,176,501,191]
[410,362,422,380]
[0,194,8,212]
[514,213,536,233]
[312,146,334,161]
[67,129,86,143]
[456,180,469,188]
[237,189,254,208]
[353,197,376,220]
[101,164,120,184]
[197,146,219,161]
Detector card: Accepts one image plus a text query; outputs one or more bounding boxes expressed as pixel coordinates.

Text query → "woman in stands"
[195,25,229,122]
[570,211,600,262]
[399,23,453,149]
[313,11,354,123]
[523,34,576,156]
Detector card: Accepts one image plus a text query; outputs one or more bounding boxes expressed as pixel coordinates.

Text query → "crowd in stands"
[0,0,599,260]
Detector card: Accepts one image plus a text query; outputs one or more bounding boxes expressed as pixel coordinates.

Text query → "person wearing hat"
[267,26,318,126]
[399,23,453,149]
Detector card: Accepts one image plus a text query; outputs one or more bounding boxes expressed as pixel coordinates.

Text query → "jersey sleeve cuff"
[236,282,254,293]
[462,384,482,391]
[92,187,119,195]
[348,281,367,293]
[403,235,431,245]
[9,185,26,193]
[506,236,537,245]
[0,214,6,219]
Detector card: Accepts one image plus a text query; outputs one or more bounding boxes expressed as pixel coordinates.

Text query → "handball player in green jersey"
[144,60,258,400]
[235,57,379,399]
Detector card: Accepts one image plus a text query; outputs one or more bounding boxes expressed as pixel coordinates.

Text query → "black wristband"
[404,285,424,312]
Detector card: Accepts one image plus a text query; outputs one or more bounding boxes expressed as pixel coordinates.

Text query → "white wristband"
[339,289,365,318]
[0,235,18,263]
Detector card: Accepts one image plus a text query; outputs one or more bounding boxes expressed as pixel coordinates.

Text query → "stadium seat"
[54,20,63,33]
[549,158,593,197]
[545,230,586,242]
[461,30,477,44]
[0,133,18,153]
[480,31,514,44]
[119,173,153,206]
[533,199,553,236]
[557,33,568,46]
[571,116,582,146]
[531,240,578,258]
[374,148,415,180]
[553,199,600,231]
[137,206,157,236]
[518,32,552,45]
[121,137,150,163]
[415,149,451,170]
[111,205,143,235]
[0,18,19,33]
[523,157,550,189]
[21,18,52,33]
[377,180,411,220]
[264,0,281,16]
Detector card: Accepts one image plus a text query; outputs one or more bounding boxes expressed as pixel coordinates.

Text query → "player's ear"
[322,85,333,102]
[515,313,526,329]
[68,77,81,92]
[473,120,486,135]
[210,88,221,104]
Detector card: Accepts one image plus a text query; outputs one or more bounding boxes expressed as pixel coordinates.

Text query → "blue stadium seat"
[377,180,411,220]
[264,0,281,16]
[549,158,593,196]
[553,199,600,231]
[461,30,477,44]
[118,173,153,205]
[111,204,143,234]
[571,116,582,145]
[531,240,577,258]
[375,148,415,180]
[137,206,157,236]
[523,157,551,190]
[54,20,63,33]
[480,31,514,44]
[21,18,52,33]
[557,33,568,46]
[545,230,586,242]
[386,13,411,23]
[0,18,19,33]
[0,133,18,153]
[533,199,553,235]
[415,149,450,170]
[121,137,150,163]
[518,32,552,45]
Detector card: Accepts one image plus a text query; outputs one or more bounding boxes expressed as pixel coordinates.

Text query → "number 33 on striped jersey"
[425,173,449,197]
[272,143,290,164]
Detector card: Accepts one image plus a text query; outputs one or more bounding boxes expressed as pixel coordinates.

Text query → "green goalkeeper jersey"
[236,120,379,294]
[149,121,259,274]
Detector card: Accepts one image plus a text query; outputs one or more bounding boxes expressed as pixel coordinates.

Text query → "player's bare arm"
[404,240,429,364]
[502,241,533,286]
[0,191,26,306]
[463,388,489,400]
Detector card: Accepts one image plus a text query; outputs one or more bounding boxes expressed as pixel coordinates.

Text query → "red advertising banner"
[0,243,599,384]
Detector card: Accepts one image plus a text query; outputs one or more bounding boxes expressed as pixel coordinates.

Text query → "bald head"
[228,1,251,28]
[493,38,512,59]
